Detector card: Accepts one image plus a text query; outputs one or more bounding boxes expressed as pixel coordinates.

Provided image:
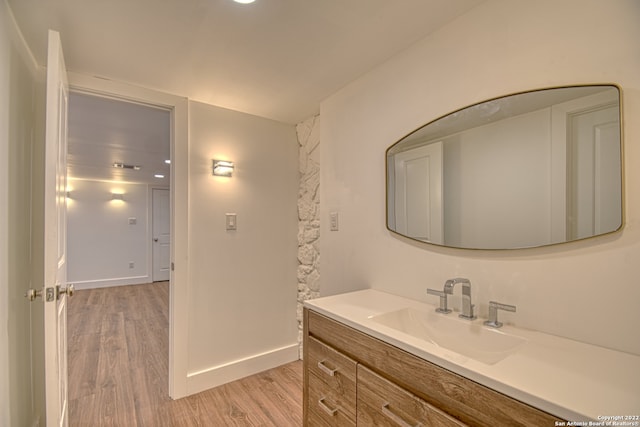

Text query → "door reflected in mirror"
[386,85,622,249]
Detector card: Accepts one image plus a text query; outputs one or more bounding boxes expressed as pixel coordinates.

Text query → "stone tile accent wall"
[296,115,320,355]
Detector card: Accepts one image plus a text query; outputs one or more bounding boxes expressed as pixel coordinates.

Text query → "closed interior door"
[568,104,621,239]
[152,188,170,281]
[393,142,444,244]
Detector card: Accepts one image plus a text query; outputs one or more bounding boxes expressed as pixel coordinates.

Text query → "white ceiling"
[9,0,483,184]
[67,93,171,185]
[8,0,483,125]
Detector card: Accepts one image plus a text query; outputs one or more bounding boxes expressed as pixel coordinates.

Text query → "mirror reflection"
[386,85,622,249]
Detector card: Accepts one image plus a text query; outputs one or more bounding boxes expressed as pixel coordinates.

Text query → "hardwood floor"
[68,282,303,426]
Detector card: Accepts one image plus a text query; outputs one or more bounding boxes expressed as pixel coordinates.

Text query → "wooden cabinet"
[358,365,466,427]
[303,308,563,427]
[306,336,357,426]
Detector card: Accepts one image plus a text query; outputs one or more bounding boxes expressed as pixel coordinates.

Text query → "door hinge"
[171,262,175,271]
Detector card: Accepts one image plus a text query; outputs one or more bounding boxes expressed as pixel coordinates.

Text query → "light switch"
[330,212,339,231]
[226,213,237,231]
[128,217,137,225]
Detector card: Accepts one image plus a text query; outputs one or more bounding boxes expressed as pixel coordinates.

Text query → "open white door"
[43,29,71,427]
[18,27,73,426]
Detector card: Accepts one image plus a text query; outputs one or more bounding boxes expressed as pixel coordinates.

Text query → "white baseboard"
[72,275,152,290]
[186,344,299,396]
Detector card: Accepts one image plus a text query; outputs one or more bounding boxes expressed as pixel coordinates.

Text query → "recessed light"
[154,174,165,179]
[233,0,255,4]
[164,159,171,164]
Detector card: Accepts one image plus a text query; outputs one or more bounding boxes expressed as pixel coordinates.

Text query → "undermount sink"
[370,307,527,365]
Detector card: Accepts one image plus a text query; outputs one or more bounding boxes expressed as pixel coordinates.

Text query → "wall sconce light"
[111,192,124,201]
[212,160,234,177]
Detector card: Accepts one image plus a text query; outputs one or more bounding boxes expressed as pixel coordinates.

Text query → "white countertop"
[304,289,640,422]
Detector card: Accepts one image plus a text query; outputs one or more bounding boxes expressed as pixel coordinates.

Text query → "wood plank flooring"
[68,282,303,426]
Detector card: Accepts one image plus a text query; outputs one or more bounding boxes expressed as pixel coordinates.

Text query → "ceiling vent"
[113,162,141,170]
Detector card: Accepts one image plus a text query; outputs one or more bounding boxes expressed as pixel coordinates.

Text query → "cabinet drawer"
[308,372,356,426]
[358,365,467,427]
[307,336,357,396]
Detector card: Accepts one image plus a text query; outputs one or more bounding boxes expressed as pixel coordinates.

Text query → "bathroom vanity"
[303,290,640,426]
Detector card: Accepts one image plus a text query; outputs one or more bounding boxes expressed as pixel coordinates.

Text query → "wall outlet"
[129,261,134,268]
[128,217,137,225]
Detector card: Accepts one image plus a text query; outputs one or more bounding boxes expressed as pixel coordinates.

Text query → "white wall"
[443,108,551,248]
[186,100,299,394]
[66,179,163,289]
[0,0,42,425]
[320,0,640,355]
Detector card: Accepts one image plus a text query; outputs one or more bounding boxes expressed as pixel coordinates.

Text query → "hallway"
[67,282,303,426]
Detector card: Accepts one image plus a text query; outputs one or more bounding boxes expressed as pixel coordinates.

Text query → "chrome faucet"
[484,301,516,328]
[444,278,476,320]
[426,288,452,314]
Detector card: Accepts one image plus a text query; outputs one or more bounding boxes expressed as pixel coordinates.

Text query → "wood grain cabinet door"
[308,373,356,426]
[306,336,357,425]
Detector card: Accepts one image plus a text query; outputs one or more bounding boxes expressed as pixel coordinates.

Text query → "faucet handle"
[427,288,452,314]
[484,301,516,328]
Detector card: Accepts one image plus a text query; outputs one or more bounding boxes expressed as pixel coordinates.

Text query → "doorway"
[66,72,190,401]
[65,90,172,422]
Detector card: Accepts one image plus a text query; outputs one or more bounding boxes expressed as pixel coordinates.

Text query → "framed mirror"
[386,85,622,249]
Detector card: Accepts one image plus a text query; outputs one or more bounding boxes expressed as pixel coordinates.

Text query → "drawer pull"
[317,360,338,377]
[318,398,338,416]
[382,403,423,427]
